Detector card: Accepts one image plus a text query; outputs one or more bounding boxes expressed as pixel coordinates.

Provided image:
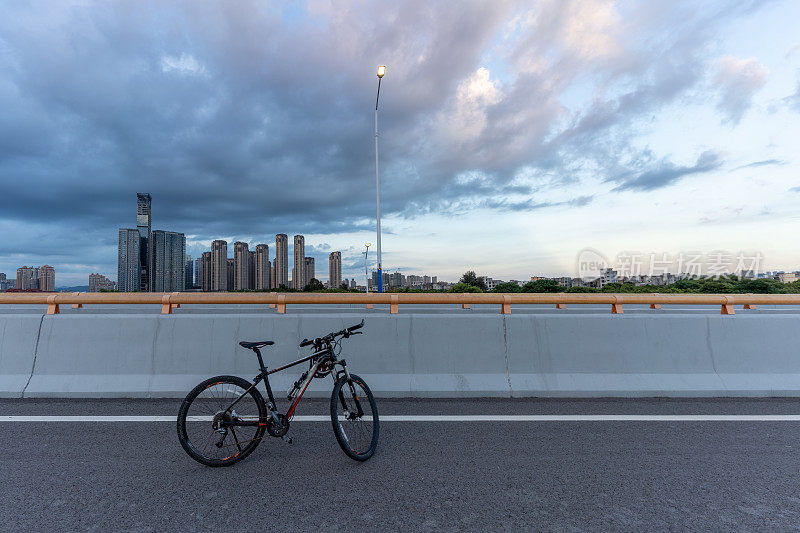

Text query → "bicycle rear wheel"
[177,375,266,467]
[330,373,379,461]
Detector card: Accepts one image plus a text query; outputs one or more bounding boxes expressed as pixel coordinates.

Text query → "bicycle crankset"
[266,413,290,437]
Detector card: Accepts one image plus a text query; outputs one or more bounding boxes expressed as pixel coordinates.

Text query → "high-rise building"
[185,255,194,289]
[194,257,201,287]
[293,235,305,289]
[136,193,152,291]
[119,193,186,292]
[304,257,315,285]
[118,228,140,292]
[227,258,235,291]
[371,270,389,289]
[211,240,228,292]
[151,230,186,292]
[16,266,39,290]
[255,244,270,290]
[389,271,404,288]
[201,252,212,292]
[248,250,256,290]
[89,273,117,292]
[329,251,342,290]
[38,265,55,292]
[275,234,288,288]
[233,242,251,290]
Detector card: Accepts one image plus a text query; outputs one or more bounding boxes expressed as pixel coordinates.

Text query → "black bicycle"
[177,320,378,466]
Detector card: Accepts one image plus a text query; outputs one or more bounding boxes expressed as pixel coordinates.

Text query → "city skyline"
[2,2,800,286]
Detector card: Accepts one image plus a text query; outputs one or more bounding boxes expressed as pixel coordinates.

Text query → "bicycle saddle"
[238,341,275,349]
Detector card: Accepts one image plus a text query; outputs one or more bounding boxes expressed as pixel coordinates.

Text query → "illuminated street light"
[374,66,386,292]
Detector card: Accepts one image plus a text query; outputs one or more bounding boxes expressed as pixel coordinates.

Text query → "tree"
[449,282,483,293]
[491,282,521,293]
[565,286,599,293]
[736,278,786,294]
[459,270,487,291]
[521,279,560,293]
[303,278,325,292]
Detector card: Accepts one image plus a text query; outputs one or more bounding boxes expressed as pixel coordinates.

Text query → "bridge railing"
[1,292,799,315]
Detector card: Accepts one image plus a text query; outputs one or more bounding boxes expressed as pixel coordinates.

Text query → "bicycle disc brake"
[266,413,290,437]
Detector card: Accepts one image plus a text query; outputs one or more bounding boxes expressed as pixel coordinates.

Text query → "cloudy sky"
[1,0,799,286]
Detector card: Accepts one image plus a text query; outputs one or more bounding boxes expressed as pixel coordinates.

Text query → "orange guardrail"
[1,292,799,315]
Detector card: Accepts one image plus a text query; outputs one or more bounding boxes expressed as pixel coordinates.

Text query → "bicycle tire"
[330,373,379,461]
[177,375,267,467]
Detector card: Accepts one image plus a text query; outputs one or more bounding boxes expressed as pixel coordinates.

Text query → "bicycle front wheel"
[177,375,267,467]
[330,373,379,461]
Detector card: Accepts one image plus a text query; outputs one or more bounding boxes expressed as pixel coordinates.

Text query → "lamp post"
[375,65,386,293]
[364,243,371,293]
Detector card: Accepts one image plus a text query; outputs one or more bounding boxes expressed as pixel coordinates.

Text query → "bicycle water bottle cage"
[287,371,309,400]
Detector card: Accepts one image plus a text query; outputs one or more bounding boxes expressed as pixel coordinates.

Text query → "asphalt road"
[2,398,800,532]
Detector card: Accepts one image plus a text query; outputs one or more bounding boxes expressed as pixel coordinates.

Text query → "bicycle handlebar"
[347,320,365,332]
[299,320,365,348]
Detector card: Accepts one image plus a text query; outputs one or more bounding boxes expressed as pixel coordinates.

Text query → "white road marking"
[2,414,800,422]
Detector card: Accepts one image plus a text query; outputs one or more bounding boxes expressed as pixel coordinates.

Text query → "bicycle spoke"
[231,427,243,453]
[180,378,264,464]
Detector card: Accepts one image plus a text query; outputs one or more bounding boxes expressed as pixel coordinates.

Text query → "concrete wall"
[1,312,799,398]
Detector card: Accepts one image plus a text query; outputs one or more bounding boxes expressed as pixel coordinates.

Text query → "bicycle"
[177,320,379,467]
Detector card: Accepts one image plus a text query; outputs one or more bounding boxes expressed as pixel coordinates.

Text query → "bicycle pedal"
[281,435,292,445]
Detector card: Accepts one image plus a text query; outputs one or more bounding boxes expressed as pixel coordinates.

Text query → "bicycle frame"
[220,344,343,427]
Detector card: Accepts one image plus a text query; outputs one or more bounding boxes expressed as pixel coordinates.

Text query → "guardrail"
[1,292,799,315]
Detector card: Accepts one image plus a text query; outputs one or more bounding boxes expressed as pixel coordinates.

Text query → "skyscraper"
[16,266,38,290]
[185,255,194,289]
[201,252,211,292]
[136,193,152,291]
[293,235,305,289]
[275,234,288,288]
[151,230,186,292]
[211,240,228,292]
[329,251,342,290]
[233,241,250,290]
[194,257,201,287]
[255,244,270,290]
[227,258,235,291]
[248,250,256,290]
[304,257,315,285]
[118,228,140,292]
[38,265,55,292]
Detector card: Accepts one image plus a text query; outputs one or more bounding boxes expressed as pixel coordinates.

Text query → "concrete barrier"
[2,312,799,398]
[0,315,43,397]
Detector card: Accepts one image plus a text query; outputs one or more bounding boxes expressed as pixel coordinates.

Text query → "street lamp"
[374,65,386,293]
[364,243,371,293]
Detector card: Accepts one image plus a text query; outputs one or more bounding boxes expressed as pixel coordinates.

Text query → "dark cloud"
[731,159,786,171]
[0,1,767,282]
[610,150,724,192]
[482,194,594,212]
